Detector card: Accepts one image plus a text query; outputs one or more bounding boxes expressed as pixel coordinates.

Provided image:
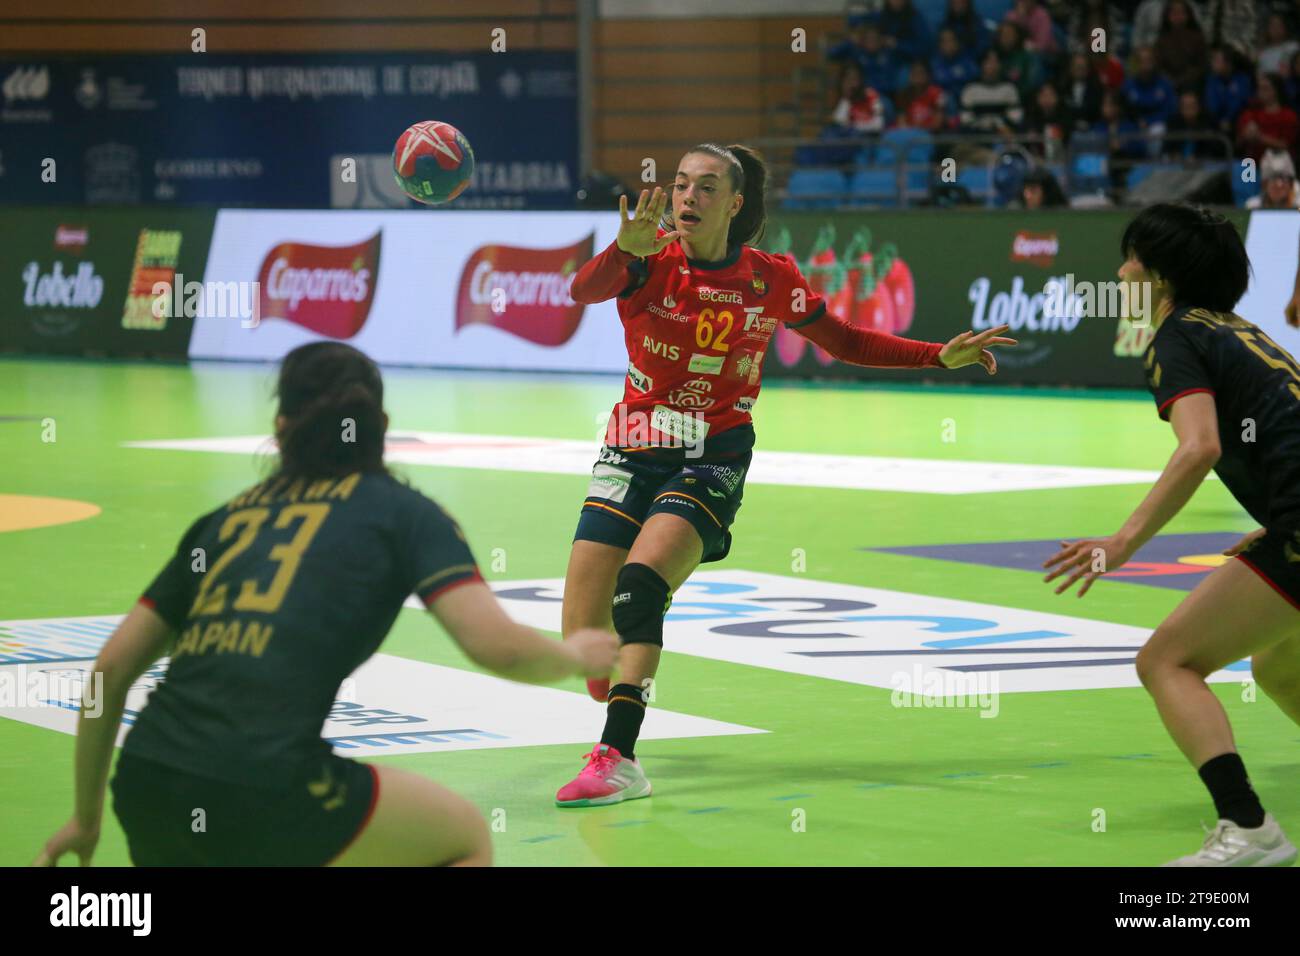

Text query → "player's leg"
[606,511,706,723]
[1134,555,1299,866]
[556,513,703,808]
[1253,633,1300,726]
[329,764,491,867]
[561,538,628,700]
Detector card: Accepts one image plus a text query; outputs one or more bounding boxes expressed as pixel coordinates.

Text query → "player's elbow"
[1183,439,1221,469]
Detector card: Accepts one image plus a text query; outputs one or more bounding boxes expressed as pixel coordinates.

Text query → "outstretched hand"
[1042,536,1137,598]
[32,816,99,867]
[616,187,682,258]
[938,324,1018,375]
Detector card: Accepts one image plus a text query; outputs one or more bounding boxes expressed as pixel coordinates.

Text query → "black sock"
[1198,752,1266,828]
[600,683,647,760]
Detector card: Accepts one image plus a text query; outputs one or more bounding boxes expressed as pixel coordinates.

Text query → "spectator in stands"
[1259,13,1300,75]
[875,0,934,63]
[1070,0,1125,57]
[942,0,991,56]
[1190,0,1257,61]
[1092,47,1127,90]
[1094,89,1146,178]
[798,62,887,167]
[1286,49,1300,112]
[1131,0,1175,53]
[894,60,947,131]
[1006,0,1060,57]
[960,49,1024,137]
[830,62,888,135]
[994,20,1044,100]
[1204,44,1254,132]
[1024,82,1075,157]
[1156,0,1208,90]
[1163,89,1231,158]
[933,27,981,105]
[1121,45,1178,140]
[1016,166,1069,208]
[1061,52,1106,129]
[1246,148,1299,208]
[1068,4,1128,92]
[828,22,901,96]
[1236,72,1299,163]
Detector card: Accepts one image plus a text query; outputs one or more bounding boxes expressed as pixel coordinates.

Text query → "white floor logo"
[0,616,762,754]
[474,570,1248,694]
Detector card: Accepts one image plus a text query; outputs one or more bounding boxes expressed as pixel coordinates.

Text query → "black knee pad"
[611,562,671,647]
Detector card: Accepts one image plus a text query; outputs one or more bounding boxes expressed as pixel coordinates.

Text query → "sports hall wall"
[1,2,1282,390]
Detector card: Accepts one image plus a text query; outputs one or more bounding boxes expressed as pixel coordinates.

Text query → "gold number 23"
[190,503,330,617]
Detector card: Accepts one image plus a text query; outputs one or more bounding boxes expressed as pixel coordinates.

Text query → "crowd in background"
[820,0,1300,206]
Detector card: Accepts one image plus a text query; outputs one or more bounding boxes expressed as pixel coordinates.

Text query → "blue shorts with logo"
[573,424,754,563]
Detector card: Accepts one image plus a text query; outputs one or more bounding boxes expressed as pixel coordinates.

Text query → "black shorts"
[1236,527,1300,611]
[111,749,378,866]
[573,424,754,563]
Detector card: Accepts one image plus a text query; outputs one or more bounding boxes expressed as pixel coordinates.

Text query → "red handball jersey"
[576,233,826,447]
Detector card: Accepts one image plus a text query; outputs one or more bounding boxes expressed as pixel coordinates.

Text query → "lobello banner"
[759,209,1250,388]
[188,210,621,372]
[0,206,216,358]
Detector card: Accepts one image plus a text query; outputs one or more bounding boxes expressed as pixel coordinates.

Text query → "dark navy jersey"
[1143,306,1300,532]
[126,470,482,787]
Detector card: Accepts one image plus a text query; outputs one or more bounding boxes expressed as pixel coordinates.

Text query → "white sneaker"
[1162,814,1298,867]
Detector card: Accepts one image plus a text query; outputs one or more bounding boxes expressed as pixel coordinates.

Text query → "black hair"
[1119,203,1250,311]
[681,142,769,247]
[1160,0,1198,33]
[1023,166,1067,207]
[1257,72,1285,103]
[273,341,388,480]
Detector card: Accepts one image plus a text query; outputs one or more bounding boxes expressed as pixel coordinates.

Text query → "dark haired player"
[1045,204,1300,866]
[555,142,1017,806]
[34,342,618,866]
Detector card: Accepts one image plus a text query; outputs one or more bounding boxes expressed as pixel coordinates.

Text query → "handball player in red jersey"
[554,143,1017,806]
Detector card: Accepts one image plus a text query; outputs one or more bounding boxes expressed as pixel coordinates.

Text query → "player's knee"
[1135,638,1171,689]
[611,562,671,648]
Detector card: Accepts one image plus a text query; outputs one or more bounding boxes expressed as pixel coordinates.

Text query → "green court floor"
[1,357,1295,866]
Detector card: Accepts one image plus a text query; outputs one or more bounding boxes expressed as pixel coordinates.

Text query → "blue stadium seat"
[784,168,848,209]
[906,168,932,198]
[1126,163,1181,189]
[1070,152,1109,193]
[956,166,993,203]
[879,127,934,165]
[848,168,900,207]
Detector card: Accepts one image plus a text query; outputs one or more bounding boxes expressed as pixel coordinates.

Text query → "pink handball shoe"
[555,744,652,808]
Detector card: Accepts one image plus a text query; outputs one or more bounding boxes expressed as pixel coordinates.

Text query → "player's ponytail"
[684,142,769,249]
[725,143,768,248]
[273,342,388,480]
